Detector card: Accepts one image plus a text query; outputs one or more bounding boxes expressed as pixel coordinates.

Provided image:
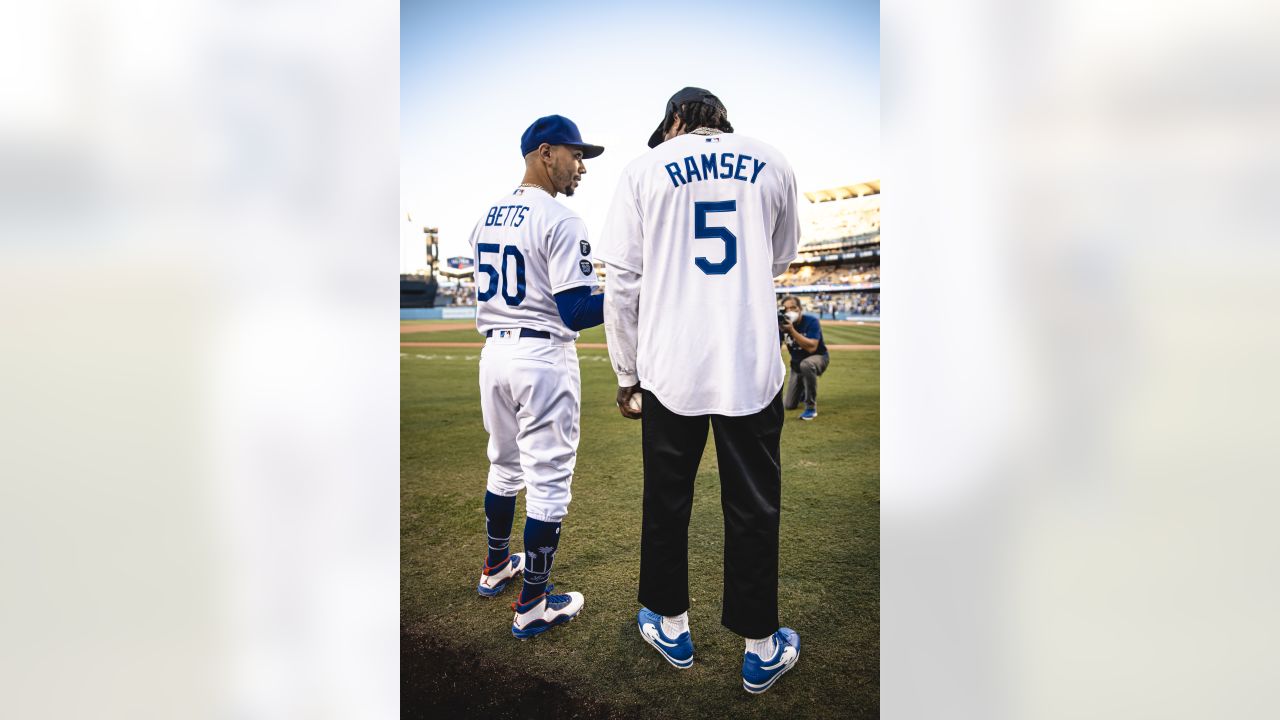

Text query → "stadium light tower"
[423,226,439,277]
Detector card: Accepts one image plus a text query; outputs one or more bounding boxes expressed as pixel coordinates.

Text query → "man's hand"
[786,323,820,353]
[617,383,643,420]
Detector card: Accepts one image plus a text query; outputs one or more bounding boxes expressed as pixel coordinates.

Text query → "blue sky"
[401,0,879,269]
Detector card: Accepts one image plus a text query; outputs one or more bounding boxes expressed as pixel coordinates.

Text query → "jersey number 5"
[476,243,526,306]
[694,200,737,275]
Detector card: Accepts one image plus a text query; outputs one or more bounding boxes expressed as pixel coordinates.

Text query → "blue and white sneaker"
[636,607,694,669]
[742,627,800,694]
[511,585,584,640]
[799,408,818,421]
[477,552,524,598]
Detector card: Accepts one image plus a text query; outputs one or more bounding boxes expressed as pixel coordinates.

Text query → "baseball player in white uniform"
[471,115,605,640]
[595,88,803,693]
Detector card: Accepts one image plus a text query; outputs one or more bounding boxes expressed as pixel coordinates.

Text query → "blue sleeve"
[554,286,604,331]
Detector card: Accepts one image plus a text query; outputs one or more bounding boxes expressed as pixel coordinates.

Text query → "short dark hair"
[781,295,802,309]
[668,101,734,136]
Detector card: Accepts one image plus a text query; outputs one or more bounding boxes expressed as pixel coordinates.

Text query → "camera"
[778,308,790,325]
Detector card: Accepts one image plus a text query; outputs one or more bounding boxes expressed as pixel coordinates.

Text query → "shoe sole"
[512,611,579,640]
[477,563,524,598]
[743,658,797,694]
[477,581,508,598]
[638,623,694,669]
[477,570,523,598]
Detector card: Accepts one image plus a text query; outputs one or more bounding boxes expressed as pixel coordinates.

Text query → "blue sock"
[484,491,516,568]
[519,517,562,604]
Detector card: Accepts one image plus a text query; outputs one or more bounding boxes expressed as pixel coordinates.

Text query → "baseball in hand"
[626,393,643,413]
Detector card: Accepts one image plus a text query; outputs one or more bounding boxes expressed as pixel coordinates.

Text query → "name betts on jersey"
[470,186,598,341]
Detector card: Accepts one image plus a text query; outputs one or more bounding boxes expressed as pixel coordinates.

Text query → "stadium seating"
[775,263,879,287]
[400,273,438,308]
[435,284,475,307]
[775,181,880,318]
[799,191,880,252]
[794,291,879,318]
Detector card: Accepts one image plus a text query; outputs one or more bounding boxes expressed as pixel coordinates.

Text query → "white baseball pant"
[478,332,581,522]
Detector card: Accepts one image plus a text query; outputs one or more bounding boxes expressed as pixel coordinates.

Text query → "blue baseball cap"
[520,115,604,159]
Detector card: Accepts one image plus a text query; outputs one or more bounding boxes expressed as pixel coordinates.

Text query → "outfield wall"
[402,306,876,323]
[400,307,477,320]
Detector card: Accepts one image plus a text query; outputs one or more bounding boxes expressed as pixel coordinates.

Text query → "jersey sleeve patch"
[579,259,593,275]
[579,239,591,256]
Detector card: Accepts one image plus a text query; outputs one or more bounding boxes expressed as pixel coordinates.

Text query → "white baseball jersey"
[469,186,599,342]
[470,185,596,522]
[596,132,800,416]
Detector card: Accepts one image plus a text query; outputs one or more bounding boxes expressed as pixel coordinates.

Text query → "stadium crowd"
[437,284,476,306]
[802,292,879,318]
[775,263,879,287]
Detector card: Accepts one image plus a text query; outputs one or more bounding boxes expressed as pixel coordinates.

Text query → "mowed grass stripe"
[402,347,879,718]
[821,324,880,345]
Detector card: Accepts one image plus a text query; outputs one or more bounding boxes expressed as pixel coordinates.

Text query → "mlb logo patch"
[705,137,720,143]
[579,260,592,275]
[579,239,591,256]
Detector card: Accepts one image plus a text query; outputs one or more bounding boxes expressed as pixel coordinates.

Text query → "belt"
[486,328,552,339]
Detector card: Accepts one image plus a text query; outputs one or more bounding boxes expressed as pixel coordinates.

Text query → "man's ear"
[539,143,553,162]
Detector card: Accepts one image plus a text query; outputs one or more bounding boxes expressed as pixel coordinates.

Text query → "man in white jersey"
[596,88,802,694]
[470,114,606,640]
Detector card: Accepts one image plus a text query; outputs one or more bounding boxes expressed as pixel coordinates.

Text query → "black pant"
[638,389,784,639]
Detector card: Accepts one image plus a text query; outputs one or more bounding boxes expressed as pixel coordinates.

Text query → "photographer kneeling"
[779,296,829,421]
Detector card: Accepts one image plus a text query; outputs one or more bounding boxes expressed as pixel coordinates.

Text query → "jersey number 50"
[694,200,737,275]
[476,243,526,306]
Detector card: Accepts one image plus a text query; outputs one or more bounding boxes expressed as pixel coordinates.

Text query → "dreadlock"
[670,100,734,135]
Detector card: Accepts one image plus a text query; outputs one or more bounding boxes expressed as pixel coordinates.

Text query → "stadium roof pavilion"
[804,179,880,204]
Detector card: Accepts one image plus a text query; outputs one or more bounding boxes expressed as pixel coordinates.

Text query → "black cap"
[647,87,728,148]
[520,115,605,159]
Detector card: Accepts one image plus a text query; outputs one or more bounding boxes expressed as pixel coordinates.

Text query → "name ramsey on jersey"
[662,151,769,188]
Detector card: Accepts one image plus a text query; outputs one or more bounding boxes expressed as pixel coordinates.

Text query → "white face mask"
[785,311,800,323]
